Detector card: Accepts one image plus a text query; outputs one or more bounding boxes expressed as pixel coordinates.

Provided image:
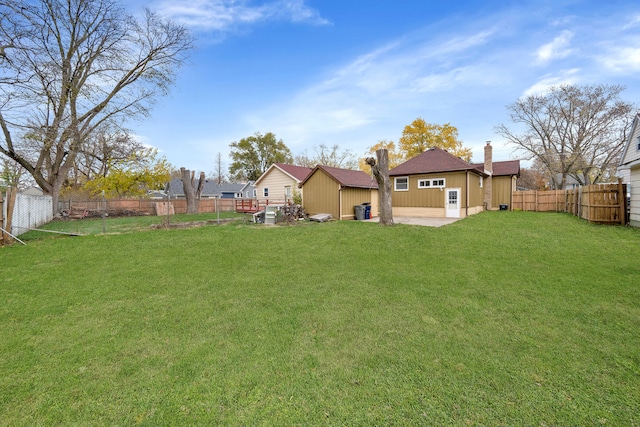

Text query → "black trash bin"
[499,204,508,210]
[354,205,365,220]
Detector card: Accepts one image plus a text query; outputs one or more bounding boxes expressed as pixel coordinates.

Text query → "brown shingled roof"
[273,163,313,181]
[301,165,378,189]
[471,160,521,176]
[389,147,482,176]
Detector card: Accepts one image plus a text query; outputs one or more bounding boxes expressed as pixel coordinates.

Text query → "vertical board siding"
[301,170,339,218]
[468,173,484,208]
[392,172,462,208]
[392,172,484,210]
[492,176,514,208]
[341,187,375,220]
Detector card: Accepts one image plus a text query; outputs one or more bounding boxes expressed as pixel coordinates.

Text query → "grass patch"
[1,212,639,425]
[16,211,250,240]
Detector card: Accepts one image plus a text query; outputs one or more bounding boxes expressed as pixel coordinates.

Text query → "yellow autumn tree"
[398,118,472,162]
[359,140,403,173]
[83,147,172,198]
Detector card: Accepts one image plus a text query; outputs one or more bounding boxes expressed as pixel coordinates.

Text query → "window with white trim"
[636,136,640,151]
[394,177,408,191]
[418,178,446,189]
[263,188,269,197]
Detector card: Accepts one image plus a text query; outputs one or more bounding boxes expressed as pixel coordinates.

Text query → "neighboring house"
[389,143,520,218]
[165,178,255,199]
[253,163,312,205]
[549,173,585,190]
[300,165,379,220]
[618,113,640,227]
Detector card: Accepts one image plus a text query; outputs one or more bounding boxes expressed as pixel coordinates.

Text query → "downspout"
[465,170,469,217]
[338,185,342,220]
[510,176,514,210]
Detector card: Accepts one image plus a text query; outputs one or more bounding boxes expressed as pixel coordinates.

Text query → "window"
[637,136,640,151]
[253,189,257,197]
[285,186,292,200]
[394,177,408,191]
[418,178,446,189]
[263,188,269,197]
[479,176,483,188]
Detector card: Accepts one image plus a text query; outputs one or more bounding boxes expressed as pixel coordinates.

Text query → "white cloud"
[535,30,574,64]
[522,69,581,97]
[153,0,329,32]
[622,14,640,30]
[599,46,640,73]
[243,28,504,151]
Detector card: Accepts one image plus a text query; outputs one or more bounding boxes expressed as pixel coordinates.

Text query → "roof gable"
[619,113,640,167]
[389,147,482,176]
[254,163,312,185]
[302,165,378,189]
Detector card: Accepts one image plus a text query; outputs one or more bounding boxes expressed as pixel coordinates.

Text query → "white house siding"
[255,168,301,204]
[620,116,640,227]
[621,119,640,165]
[629,165,640,227]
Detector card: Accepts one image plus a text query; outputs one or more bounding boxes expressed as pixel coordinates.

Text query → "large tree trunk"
[366,149,394,226]
[181,167,204,214]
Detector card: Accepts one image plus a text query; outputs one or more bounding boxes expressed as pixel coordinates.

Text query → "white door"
[446,188,461,218]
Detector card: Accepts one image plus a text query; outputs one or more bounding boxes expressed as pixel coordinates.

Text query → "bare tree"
[1,156,29,191]
[295,144,358,169]
[212,152,226,184]
[366,149,393,226]
[0,0,193,213]
[71,123,147,185]
[496,84,635,189]
[180,167,205,214]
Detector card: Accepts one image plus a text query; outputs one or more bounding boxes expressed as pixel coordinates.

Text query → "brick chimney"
[483,142,493,210]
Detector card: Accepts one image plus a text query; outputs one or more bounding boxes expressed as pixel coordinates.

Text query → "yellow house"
[253,163,312,205]
[300,165,379,220]
[389,144,520,218]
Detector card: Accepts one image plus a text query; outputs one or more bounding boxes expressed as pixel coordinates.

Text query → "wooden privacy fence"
[59,197,251,216]
[512,180,627,225]
[512,190,567,212]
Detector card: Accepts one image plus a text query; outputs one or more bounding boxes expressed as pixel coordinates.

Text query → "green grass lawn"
[1,212,639,426]
[15,211,250,238]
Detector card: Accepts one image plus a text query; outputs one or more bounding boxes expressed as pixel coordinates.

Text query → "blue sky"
[128,0,640,174]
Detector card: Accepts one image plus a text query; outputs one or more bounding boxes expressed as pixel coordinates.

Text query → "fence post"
[0,190,4,245]
[618,178,625,225]
[5,187,17,241]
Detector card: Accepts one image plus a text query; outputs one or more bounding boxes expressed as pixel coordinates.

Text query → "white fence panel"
[10,194,53,236]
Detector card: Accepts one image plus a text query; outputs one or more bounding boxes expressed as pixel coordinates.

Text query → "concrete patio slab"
[363,216,461,227]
